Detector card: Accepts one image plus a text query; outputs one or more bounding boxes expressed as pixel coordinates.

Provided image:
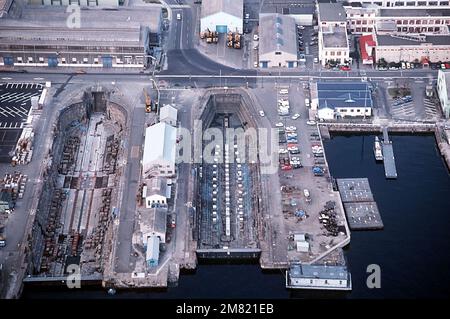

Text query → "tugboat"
[374,136,383,161]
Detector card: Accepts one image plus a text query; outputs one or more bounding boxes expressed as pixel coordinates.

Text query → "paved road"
[114,103,146,273]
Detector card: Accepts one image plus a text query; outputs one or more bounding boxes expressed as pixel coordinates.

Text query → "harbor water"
[23,134,450,299]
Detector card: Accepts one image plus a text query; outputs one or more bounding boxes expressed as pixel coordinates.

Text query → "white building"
[259,14,298,68]
[317,3,350,67]
[159,104,178,127]
[438,70,450,118]
[141,207,167,244]
[287,264,351,290]
[375,34,450,64]
[142,122,177,178]
[200,0,243,33]
[143,177,171,208]
[145,235,160,268]
[28,0,119,5]
[314,82,373,120]
[344,0,450,8]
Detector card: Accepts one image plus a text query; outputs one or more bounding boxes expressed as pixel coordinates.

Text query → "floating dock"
[382,127,397,179]
[337,178,383,230]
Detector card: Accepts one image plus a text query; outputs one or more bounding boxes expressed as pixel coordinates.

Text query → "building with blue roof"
[313,82,373,120]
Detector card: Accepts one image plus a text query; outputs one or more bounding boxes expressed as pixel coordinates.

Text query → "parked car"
[259,110,265,117]
[314,57,319,63]
[291,113,300,120]
[340,65,351,71]
[275,122,284,127]
[253,34,259,41]
[307,120,316,125]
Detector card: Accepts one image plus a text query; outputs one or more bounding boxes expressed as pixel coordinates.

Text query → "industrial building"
[27,0,120,6]
[312,82,373,120]
[344,0,450,8]
[200,0,243,34]
[142,122,177,178]
[159,104,178,127]
[260,0,315,25]
[145,235,160,268]
[286,263,352,290]
[438,70,450,118]
[143,177,171,208]
[317,3,350,66]
[0,5,162,68]
[258,14,298,68]
[344,5,450,35]
[141,207,167,244]
[374,34,450,64]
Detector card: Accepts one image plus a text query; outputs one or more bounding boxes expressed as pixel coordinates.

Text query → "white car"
[254,61,259,68]
[291,113,300,120]
[253,34,259,41]
[313,57,319,63]
[176,13,181,20]
[279,148,288,154]
[285,126,297,131]
[245,13,250,19]
[259,110,265,117]
[306,120,316,125]
[275,122,284,127]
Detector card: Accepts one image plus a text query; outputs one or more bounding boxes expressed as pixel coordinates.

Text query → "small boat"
[374,136,383,161]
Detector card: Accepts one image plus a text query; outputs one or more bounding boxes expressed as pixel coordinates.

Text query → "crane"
[143,88,152,113]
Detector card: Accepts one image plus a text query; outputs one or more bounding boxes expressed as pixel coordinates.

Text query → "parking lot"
[0,83,43,162]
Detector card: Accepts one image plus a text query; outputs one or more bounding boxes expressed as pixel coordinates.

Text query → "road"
[114,102,146,273]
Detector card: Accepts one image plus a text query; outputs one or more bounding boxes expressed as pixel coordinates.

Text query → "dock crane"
[143,88,152,113]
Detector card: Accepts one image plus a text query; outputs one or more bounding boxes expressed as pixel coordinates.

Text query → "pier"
[382,127,398,179]
[337,178,383,230]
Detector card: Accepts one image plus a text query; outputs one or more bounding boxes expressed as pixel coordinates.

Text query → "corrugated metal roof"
[317,82,373,110]
[143,122,177,168]
[201,0,243,19]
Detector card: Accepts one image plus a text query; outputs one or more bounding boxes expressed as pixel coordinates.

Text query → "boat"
[374,136,383,161]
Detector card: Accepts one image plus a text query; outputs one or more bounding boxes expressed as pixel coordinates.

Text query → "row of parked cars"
[378,61,450,70]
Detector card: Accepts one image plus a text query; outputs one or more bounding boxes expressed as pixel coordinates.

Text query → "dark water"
[23,135,450,299]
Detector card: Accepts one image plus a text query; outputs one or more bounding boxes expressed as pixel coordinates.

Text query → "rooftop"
[0,5,162,47]
[439,70,450,100]
[143,122,177,169]
[376,34,450,46]
[290,264,350,280]
[380,8,450,17]
[321,25,348,48]
[146,177,170,199]
[159,104,178,122]
[141,207,167,237]
[317,82,373,110]
[201,0,243,19]
[259,13,297,57]
[318,3,347,22]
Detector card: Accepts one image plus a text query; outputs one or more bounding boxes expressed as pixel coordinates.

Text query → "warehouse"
[159,104,178,127]
[142,122,177,178]
[259,14,298,68]
[28,0,119,5]
[437,70,450,118]
[0,5,162,68]
[260,0,315,26]
[374,34,450,64]
[141,207,167,244]
[200,0,243,34]
[313,82,373,120]
[145,235,160,268]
